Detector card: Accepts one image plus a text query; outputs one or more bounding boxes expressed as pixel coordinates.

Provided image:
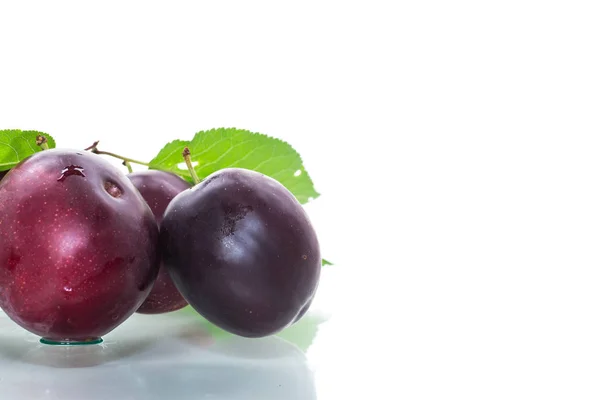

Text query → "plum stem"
[85,141,150,167]
[36,135,49,150]
[183,147,200,185]
[93,149,150,167]
[84,141,99,151]
[123,161,133,173]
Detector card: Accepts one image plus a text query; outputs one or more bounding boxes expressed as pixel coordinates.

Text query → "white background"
[1,1,600,399]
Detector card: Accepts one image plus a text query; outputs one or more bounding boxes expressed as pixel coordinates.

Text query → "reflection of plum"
[0,344,150,400]
[18,340,154,368]
[0,311,316,400]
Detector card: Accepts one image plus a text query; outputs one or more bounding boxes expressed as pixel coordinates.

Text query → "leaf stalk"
[182,147,200,185]
[84,141,150,167]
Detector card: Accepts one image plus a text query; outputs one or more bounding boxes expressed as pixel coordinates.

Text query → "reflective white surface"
[0,301,325,400]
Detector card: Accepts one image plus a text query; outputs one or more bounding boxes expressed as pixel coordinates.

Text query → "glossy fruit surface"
[0,149,159,343]
[160,168,321,338]
[128,170,190,314]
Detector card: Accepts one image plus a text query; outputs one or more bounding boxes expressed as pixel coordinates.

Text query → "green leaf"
[149,128,319,204]
[0,130,57,171]
[322,258,333,266]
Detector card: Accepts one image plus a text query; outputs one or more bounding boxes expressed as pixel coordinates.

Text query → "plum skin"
[0,149,160,342]
[128,170,191,314]
[160,168,321,338]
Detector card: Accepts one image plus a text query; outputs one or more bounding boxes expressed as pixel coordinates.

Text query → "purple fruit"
[128,170,191,314]
[0,149,159,343]
[160,168,321,338]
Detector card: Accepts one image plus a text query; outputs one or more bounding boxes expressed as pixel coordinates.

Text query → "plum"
[128,170,190,314]
[0,149,159,344]
[160,168,321,338]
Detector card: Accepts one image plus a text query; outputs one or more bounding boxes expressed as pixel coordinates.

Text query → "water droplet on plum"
[57,165,85,182]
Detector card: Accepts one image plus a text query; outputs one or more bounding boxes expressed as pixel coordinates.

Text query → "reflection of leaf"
[0,130,57,171]
[181,306,327,352]
[322,259,333,266]
[276,313,327,352]
[148,128,320,204]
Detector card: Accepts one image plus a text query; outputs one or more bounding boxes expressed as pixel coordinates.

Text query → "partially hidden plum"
[128,170,191,314]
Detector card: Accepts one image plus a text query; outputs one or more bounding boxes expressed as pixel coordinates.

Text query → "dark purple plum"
[128,170,191,314]
[160,168,321,338]
[0,170,8,181]
[0,149,160,344]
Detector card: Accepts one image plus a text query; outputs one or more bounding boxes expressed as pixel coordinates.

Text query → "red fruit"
[128,170,190,314]
[0,149,159,344]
